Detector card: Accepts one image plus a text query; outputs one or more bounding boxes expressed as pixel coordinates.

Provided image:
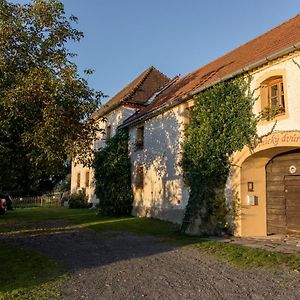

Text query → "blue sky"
[10,0,300,102]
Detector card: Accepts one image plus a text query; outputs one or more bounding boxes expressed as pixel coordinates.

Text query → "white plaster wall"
[93,107,125,150]
[70,162,96,203]
[129,103,190,223]
[70,106,137,203]
[130,52,300,225]
[71,52,300,221]
[251,53,300,135]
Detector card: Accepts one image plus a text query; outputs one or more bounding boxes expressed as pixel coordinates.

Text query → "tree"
[93,129,133,216]
[0,0,103,195]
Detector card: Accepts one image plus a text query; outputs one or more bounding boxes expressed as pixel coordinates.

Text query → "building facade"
[70,67,170,204]
[122,15,300,236]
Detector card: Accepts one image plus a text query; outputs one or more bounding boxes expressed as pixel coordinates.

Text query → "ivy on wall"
[93,128,133,216]
[181,77,258,235]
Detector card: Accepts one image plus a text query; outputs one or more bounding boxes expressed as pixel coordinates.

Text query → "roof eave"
[119,42,300,129]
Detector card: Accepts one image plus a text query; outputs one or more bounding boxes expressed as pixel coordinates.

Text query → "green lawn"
[0,247,67,300]
[0,207,300,299]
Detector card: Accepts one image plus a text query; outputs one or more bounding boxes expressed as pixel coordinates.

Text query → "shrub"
[93,129,133,216]
[68,190,88,209]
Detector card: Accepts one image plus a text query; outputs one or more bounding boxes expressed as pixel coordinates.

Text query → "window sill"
[259,111,288,125]
[135,186,144,190]
[134,143,144,151]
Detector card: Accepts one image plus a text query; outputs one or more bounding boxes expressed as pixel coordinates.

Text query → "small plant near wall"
[181,77,259,235]
[69,190,88,208]
[259,104,284,121]
[93,129,133,216]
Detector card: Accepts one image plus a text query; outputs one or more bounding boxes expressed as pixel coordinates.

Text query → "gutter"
[119,42,300,129]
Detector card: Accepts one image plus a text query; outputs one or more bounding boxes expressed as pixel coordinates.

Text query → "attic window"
[136,126,144,150]
[260,76,285,117]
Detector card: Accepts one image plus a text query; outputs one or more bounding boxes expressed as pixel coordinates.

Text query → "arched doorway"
[232,131,300,236]
[266,149,300,235]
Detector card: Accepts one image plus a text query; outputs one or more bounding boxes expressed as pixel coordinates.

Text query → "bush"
[93,129,133,216]
[68,190,88,209]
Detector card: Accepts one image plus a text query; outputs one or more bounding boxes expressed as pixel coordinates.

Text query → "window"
[260,76,285,116]
[85,171,90,188]
[136,126,144,150]
[76,173,81,188]
[183,106,194,130]
[106,125,111,141]
[135,165,144,189]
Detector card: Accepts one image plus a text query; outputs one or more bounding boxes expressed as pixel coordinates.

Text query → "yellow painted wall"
[232,132,300,236]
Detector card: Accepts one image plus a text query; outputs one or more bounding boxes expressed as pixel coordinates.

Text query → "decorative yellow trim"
[256,69,289,124]
[232,130,300,237]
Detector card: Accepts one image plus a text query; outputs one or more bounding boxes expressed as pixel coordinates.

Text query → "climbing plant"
[93,128,133,216]
[181,77,258,235]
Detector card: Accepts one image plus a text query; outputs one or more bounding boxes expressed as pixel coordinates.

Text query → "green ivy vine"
[93,128,133,216]
[181,77,258,235]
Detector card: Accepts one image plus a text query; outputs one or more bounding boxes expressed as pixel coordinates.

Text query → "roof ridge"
[144,74,180,105]
[121,14,300,127]
[122,66,154,102]
[182,14,300,80]
[91,66,170,119]
[150,66,170,82]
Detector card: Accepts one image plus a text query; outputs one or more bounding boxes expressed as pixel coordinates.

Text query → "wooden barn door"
[285,176,300,235]
[266,150,300,235]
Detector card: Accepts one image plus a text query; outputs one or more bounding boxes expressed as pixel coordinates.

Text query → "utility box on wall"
[247,195,258,206]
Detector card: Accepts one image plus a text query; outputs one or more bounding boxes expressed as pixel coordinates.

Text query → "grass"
[0,207,180,237]
[0,207,300,299]
[0,247,68,300]
[191,240,300,271]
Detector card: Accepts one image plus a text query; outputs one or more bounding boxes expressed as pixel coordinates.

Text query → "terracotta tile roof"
[123,14,300,126]
[92,66,170,119]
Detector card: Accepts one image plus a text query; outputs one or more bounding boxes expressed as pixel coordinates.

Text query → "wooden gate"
[266,150,300,235]
[284,175,300,235]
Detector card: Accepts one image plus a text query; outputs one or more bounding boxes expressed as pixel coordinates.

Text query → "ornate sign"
[256,132,300,148]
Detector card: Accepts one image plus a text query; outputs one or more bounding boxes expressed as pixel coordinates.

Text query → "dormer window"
[260,76,285,118]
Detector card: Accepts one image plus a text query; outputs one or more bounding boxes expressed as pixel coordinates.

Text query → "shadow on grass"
[0,218,180,274]
[1,206,300,289]
[0,247,68,298]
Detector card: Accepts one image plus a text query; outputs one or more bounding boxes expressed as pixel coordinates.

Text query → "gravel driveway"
[1,221,300,300]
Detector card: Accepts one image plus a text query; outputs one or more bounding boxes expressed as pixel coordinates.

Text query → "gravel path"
[1,221,300,299]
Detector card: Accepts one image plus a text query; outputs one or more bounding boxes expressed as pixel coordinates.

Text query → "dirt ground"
[1,221,300,300]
